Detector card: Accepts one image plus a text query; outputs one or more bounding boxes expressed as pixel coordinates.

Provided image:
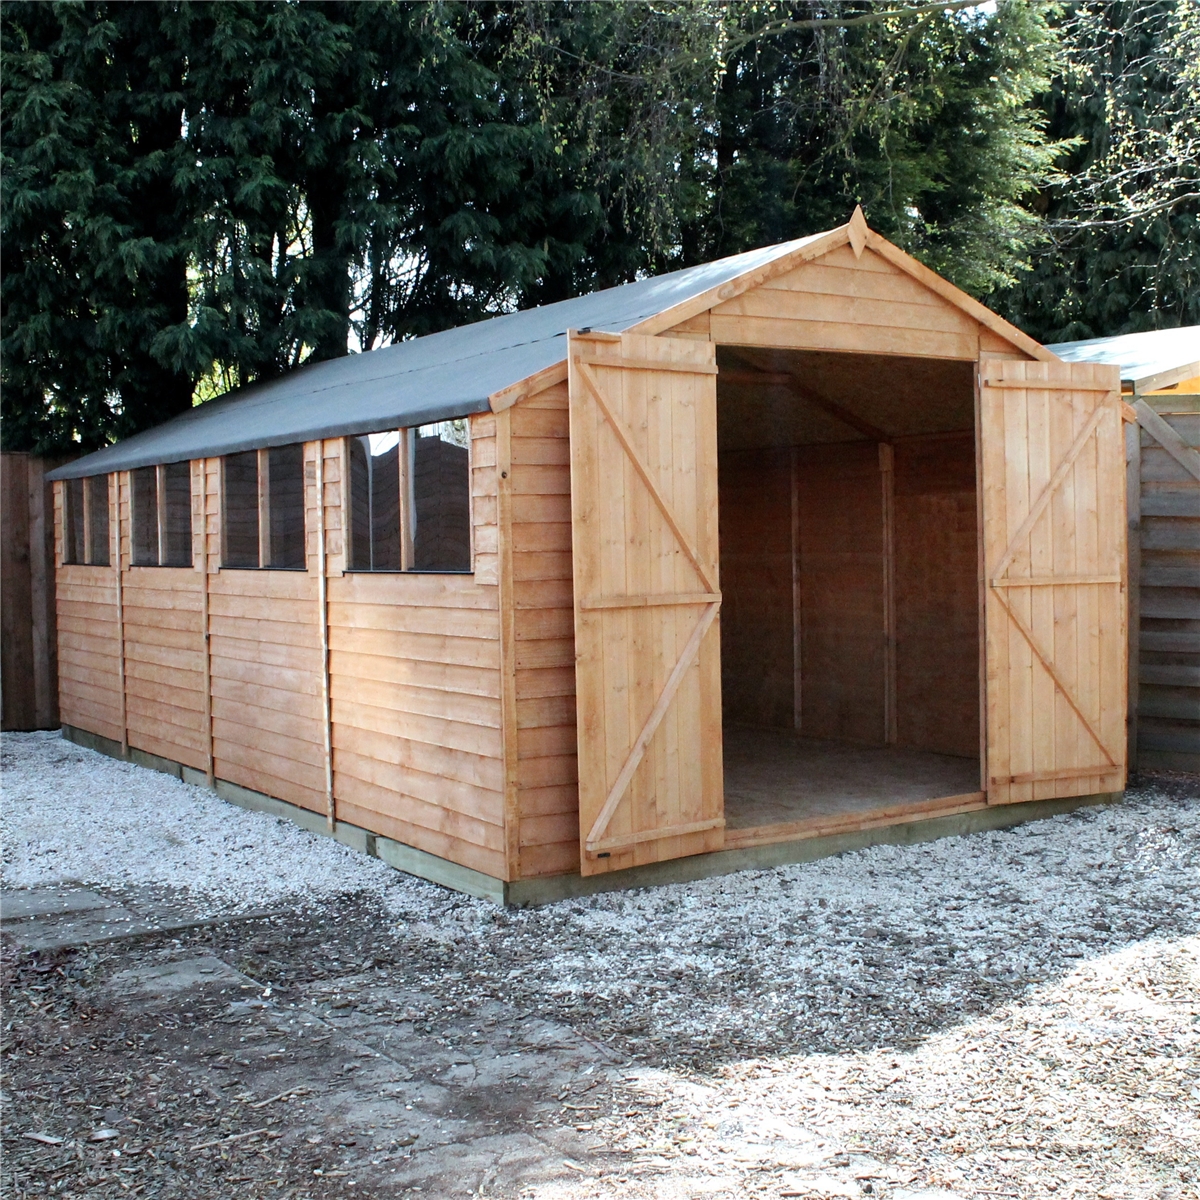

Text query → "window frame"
[63,474,111,566]
[344,424,473,575]
[131,463,194,568]
[220,446,308,571]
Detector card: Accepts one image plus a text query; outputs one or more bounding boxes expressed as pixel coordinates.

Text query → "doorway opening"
[716,346,984,844]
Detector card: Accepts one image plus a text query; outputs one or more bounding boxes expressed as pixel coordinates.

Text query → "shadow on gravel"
[464,778,1200,1071]
[3,775,1197,1197]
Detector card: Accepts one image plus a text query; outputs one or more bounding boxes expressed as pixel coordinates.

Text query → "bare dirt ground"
[2,733,1198,1199]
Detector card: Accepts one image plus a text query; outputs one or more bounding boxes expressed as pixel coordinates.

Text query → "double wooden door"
[566,340,1128,877]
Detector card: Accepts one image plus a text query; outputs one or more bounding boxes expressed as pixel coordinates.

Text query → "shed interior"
[715,346,984,837]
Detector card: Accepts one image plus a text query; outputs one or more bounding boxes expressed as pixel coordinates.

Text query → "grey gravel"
[2,730,1197,1198]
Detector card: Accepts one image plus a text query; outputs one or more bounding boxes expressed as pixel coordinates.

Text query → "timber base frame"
[62,724,1121,908]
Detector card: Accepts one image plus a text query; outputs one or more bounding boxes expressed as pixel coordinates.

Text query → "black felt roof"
[50,234,826,480]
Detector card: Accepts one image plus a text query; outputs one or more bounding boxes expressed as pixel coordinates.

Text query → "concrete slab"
[0,887,111,922]
[4,904,156,952]
[106,955,257,1000]
[1,883,285,952]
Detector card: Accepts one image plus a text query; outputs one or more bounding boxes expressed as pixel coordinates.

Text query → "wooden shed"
[1047,326,1200,775]
[48,209,1131,903]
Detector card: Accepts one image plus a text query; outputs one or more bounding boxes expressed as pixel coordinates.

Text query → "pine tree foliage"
[2,3,195,450]
[992,1,1200,340]
[3,1,1188,454]
[683,0,1062,297]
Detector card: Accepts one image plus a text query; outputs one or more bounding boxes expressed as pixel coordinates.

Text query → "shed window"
[347,432,402,571]
[131,468,159,565]
[222,445,307,569]
[411,421,471,572]
[132,463,193,567]
[63,475,110,566]
[87,476,111,566]
[346,421,471,573]
[223,452,259,567]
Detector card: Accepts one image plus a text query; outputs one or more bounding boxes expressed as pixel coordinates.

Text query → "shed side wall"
[207,557,326,810]
[508,381,581,878]
[55,479,124,744]
[122,564,208,770]
[53,420,508,882]
[327,418,507,880]
[119,464,209,770]
[204,444,324,809]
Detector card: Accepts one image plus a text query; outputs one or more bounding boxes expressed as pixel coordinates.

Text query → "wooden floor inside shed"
[722,725,984,849]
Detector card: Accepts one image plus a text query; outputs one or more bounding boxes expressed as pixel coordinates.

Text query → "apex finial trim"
[848,205,868,258]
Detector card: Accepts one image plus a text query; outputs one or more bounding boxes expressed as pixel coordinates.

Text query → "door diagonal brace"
[575,358,717,595]
[990,587,1117,768]
[584,601,719,851]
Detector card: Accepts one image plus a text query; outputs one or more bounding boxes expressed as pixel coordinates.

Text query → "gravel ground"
[2,731,1198,1199]
[1,732,410,913]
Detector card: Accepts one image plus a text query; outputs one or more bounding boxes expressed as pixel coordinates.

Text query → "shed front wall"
[55,415,508,881]
[506,241,1068,879]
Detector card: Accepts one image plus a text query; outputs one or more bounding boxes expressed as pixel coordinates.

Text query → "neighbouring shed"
[1049,326,1200,774]
[48,209,1130,902]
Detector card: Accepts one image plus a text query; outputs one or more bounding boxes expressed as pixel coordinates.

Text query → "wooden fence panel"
[1131,404,1200,773]
[2,453,72,730]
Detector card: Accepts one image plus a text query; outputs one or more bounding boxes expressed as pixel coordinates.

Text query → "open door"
[979,357,1127,805]
[568,330,724,875]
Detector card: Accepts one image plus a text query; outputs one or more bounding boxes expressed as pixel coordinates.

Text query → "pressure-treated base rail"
[61,724,1122,908]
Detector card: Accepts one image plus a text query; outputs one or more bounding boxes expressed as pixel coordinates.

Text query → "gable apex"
[634,211,1051,364]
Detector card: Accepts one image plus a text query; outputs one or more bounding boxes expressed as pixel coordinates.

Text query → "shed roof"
[49,209,1050,481]
[50,234,828,481]
[1047,325,1200,393]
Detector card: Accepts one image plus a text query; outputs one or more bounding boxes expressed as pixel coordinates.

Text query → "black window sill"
[345,568,475,576]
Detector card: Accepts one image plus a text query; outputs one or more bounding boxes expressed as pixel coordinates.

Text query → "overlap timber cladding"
[717,435,979,760]
[206,474,324,810]
[55,477,124,745]
[55,426,508,882]
[702,243,1023,361]
[506,382,581,878]
[325,417,505,879]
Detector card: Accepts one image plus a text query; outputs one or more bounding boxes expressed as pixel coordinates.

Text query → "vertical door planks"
[568,331,725,875]
[979,358,1126,803]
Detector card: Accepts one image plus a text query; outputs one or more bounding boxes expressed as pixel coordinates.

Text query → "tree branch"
[1049,192,1200,230]
[724,0,986,54]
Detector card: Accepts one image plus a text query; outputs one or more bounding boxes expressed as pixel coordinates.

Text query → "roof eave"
[1129,359,1200,393]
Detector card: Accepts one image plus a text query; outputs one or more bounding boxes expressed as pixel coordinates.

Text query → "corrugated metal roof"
[1047,325,1200,388]
[49,233,826,481]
